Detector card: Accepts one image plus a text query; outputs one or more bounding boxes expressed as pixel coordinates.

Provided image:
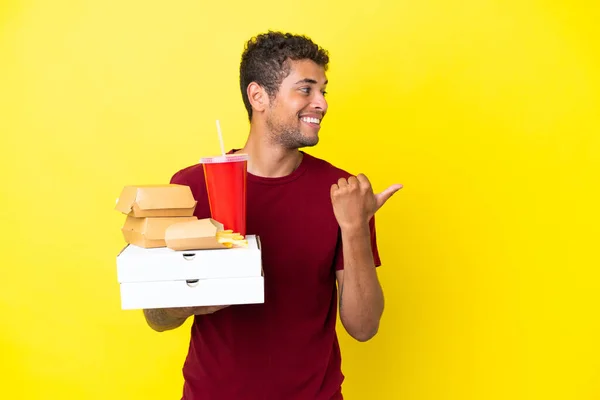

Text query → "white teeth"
[301,117,321,125]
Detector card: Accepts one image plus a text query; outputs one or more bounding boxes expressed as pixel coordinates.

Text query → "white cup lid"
[200,153,249,164]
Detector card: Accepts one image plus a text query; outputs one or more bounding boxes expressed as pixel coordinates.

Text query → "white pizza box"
[116,235,264,310]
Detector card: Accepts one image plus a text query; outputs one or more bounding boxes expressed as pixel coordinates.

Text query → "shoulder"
[170,163,205,185]
[303,152,354,181]
[169,163,208,202]
[169,163,210,216]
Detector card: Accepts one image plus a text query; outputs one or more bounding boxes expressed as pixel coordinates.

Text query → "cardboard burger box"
[120,216,198,248]
[115,184,197,218]
[115,184,199,249]
[115,186,264,310]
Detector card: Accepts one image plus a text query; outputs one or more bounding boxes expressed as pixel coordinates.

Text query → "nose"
[312,92,328,114]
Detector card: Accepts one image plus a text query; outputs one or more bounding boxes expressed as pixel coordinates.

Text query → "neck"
[235,120,303,178]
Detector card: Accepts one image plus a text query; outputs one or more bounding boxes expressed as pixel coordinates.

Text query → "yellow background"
[1,0,599,399]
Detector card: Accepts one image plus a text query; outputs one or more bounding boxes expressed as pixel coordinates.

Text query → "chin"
[297,136,319,148]
[279,128,320,149]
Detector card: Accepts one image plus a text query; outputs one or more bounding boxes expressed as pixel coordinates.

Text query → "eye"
[299,87,311,94]
[321,90,328,97]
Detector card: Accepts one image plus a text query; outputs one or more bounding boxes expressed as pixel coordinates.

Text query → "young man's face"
[265,59,328,149]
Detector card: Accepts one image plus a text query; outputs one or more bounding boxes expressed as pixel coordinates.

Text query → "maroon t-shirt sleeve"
[170,169,188,185]
[333,215,382,271]
[168,166,211,220]
[169,167,202,200]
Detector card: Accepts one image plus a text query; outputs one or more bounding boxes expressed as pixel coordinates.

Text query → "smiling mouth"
[300,116,321,126]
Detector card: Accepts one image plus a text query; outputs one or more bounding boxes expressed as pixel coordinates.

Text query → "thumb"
[375,184,403,210]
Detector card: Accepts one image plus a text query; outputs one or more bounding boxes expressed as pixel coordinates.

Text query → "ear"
[247,82,269,114]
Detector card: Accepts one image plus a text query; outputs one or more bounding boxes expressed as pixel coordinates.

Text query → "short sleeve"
[333,215,382,271]
[168,164,212,220]
[170,169,188,185]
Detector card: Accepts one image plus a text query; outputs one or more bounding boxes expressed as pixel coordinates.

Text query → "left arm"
[336,222,384,342]
[331,173,402,342]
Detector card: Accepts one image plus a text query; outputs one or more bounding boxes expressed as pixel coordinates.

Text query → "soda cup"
[200,153,248,236]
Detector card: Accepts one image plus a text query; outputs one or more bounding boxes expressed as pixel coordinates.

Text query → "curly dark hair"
[239,31,330,121]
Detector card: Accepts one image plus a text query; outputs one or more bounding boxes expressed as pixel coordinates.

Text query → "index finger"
[356,173,372,189]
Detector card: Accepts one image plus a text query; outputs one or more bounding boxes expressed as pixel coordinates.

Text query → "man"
[143,31,402,400]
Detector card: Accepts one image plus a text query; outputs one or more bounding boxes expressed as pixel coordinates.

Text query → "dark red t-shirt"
[170,151,381,400]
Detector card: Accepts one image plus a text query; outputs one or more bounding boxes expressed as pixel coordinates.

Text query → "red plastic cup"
[200,153,248,236]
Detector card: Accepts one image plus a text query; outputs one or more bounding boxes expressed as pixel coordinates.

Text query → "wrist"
[340,220,370,236]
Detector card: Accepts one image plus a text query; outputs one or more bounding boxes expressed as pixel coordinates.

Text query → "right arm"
[143,305,228,332]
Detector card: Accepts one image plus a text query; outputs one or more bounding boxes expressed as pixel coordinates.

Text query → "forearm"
[143,308,192,332]
[339,222,384,341]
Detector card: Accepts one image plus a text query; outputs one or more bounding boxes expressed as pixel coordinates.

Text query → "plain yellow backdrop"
[1,0,599,399]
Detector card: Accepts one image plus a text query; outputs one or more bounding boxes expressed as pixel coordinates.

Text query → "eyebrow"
[295,78,328,85]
